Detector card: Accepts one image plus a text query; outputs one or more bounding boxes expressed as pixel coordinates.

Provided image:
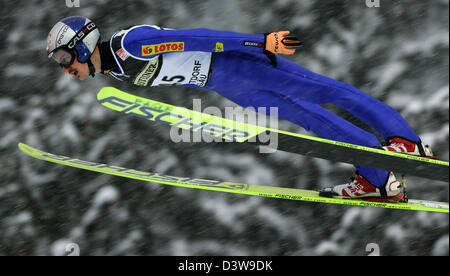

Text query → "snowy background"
[0,0,448,256]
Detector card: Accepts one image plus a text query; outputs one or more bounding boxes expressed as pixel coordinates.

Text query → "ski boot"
[319,172,407,202]
[383,137,439,160]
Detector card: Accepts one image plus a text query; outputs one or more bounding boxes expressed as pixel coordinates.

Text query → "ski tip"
[97,86,114,100]
[17,142,26,151]
[18,142,44,158]
[18,142,34,155]
[97,87,109,100]
[97,86,119,95]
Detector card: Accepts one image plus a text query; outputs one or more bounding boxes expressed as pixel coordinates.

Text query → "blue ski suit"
[105,25,421,188]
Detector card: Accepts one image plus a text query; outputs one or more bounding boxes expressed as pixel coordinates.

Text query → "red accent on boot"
[386,138,417,153]
[342,175,377,197]
[385,138,440,160]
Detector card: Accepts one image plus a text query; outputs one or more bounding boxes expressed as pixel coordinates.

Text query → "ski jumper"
[104,25,421,188]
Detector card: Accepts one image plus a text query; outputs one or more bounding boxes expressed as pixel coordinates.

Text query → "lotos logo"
[142,46,152,55]
[142,42,184,56]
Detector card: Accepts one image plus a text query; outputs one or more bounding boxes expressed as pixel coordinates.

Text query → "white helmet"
[46,16,100,73]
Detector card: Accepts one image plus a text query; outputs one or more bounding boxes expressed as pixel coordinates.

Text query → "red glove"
[265,31,303,55]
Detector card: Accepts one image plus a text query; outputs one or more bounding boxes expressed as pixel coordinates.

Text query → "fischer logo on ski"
[98,95,260,142]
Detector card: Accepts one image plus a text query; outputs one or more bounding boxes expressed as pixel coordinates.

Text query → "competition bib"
[152,52,212,87]
[108,25,213,88]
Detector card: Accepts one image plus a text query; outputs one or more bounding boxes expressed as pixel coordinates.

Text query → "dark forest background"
[0,0,448,255]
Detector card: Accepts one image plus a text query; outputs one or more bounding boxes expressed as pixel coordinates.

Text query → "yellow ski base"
[18,143,449,213]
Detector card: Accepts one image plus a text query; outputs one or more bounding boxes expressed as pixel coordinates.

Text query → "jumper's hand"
[265,31,303,55]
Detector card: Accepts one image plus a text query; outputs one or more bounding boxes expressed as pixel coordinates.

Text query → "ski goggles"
[49,48,76,68]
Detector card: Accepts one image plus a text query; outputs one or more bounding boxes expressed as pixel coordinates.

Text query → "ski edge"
[18,143,449,213]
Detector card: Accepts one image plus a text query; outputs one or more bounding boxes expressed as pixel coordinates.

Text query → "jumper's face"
[61,57,89,80]
[51,49,89,80]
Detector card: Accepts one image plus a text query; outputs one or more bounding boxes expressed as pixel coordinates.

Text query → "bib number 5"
[161,75,185,86]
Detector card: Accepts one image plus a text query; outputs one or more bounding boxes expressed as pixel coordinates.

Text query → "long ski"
[97,87,449,182]
[18,143,449,213]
